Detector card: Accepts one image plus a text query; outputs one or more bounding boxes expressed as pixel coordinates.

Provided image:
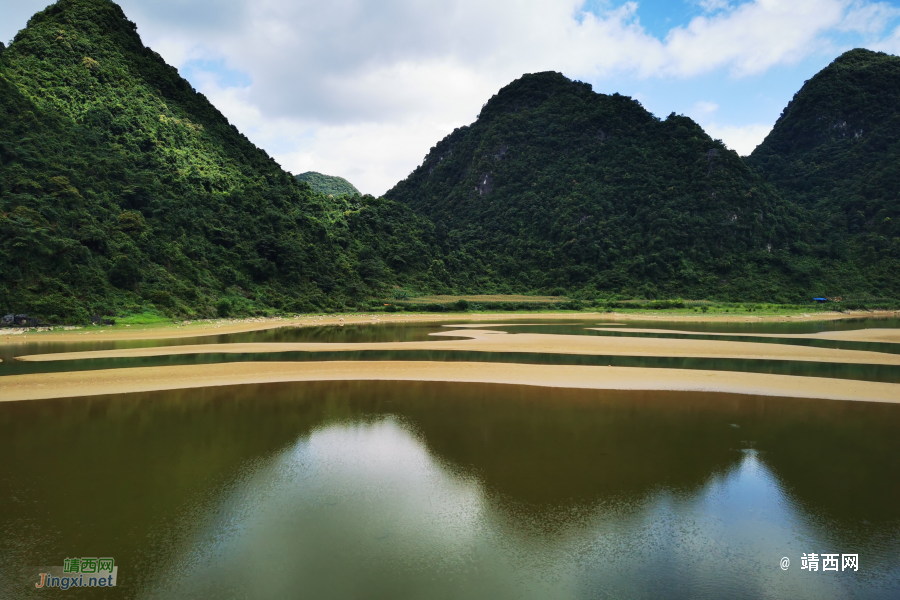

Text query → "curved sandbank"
[589,327,900,344]
[17,330,900,366]
[3,310,892,345]
[2,361,899,403]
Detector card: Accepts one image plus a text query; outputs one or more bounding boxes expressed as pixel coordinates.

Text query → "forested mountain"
[2,0,898,321]
[387,72,821,301]
[748,49,900,297]
[0,0,439,321]
[296,172,360,197]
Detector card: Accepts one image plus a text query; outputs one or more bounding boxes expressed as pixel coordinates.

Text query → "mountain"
[386,72,812,301]
[296,172,360,197]
[747,49,900,297]
[2,1,897,319]
[0,0,439,322]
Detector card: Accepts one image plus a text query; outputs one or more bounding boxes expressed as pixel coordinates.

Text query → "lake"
[2,379,899,599]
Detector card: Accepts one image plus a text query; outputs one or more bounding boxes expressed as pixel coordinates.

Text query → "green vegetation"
[748,48,900,298]
[113,311,170,325]
[372,295,886,315]
[389,62,900,302]
[0,0,443,322]
[296,171,360,197]
[387,72,816,302]
[1,1,897,323]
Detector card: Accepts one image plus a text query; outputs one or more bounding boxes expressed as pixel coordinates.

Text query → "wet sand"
[2,361,899,403]
[589,327,900,344]
[19,330,900,366]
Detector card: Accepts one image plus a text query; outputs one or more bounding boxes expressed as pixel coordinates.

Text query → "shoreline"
[2,361,899,403]
[2,310,896,345]
[19,330,900,366]
[586,327,900,344]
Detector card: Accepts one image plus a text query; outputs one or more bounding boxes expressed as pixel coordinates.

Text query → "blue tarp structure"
[813,298,828,302]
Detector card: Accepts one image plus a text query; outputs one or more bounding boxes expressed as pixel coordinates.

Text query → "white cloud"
[697,0,732,13]
[3,0,900,193]
[837,1,900,34]
[875,23,900,53]
[703,122,773,156]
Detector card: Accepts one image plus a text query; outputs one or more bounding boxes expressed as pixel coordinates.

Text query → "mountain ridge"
[0,0,440,321]
[748,48,900,298]
[386,71,815,301]
[1,0,898,320]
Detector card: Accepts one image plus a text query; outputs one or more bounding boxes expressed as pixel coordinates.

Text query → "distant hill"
[0,0,438,321]
[296,171,360,197]
[748,49,900,297]
[387,72,810,301]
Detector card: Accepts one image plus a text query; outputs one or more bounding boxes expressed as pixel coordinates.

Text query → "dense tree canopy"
[0,0,440,321]
[1,1,898,321]
[295,172,360,197]
[748,49,900,298]
[387,72,839,301]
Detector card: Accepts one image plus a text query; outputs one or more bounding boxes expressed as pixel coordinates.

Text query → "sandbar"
[589,327,900,344]
[18,330,900,366]
[2,361,899,403]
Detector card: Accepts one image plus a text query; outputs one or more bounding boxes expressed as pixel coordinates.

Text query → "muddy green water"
[2,382,899,599]
[3,318,900,381]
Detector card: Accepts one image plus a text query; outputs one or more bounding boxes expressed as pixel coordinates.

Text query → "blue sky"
[3,0,900,194]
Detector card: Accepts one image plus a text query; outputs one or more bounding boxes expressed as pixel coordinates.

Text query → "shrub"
[216,298,233,317]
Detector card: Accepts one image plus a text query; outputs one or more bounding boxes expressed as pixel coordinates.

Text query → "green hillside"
[2,0,898,320]
[747,49,900,297]
[296,171,360,197]
[386,72,820,301]
[0,0,440,321]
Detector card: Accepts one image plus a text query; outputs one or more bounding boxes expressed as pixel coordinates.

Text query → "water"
[3,318,900,380]
[0,321,457,366]
[5,350,900,384]
[2,381,899,599]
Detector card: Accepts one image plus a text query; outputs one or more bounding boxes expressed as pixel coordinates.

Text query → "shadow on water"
[1,381,898,599]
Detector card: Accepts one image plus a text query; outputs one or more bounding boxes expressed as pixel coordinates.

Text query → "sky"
[3,0,900,195]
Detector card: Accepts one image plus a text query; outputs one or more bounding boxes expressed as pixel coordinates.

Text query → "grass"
[397,294,568,304]
[114,311,173,326]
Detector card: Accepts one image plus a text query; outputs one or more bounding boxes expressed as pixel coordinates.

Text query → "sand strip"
[590,327,900,344]
[18,331,900,366]
[2,361,899,403]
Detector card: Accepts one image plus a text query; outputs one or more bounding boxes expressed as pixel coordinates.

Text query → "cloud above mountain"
[4,0,900,193]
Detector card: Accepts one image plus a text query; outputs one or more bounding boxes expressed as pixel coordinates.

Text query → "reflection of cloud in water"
[563,450,837,599]
[6,381,899,599]
[140,417,896,600]
[144,418,534,599]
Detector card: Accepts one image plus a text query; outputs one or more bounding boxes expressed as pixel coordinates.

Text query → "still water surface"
[2,381,899,599]
[3,318,900,381]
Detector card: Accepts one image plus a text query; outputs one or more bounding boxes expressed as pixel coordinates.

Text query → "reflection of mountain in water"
[2,381,900,598]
